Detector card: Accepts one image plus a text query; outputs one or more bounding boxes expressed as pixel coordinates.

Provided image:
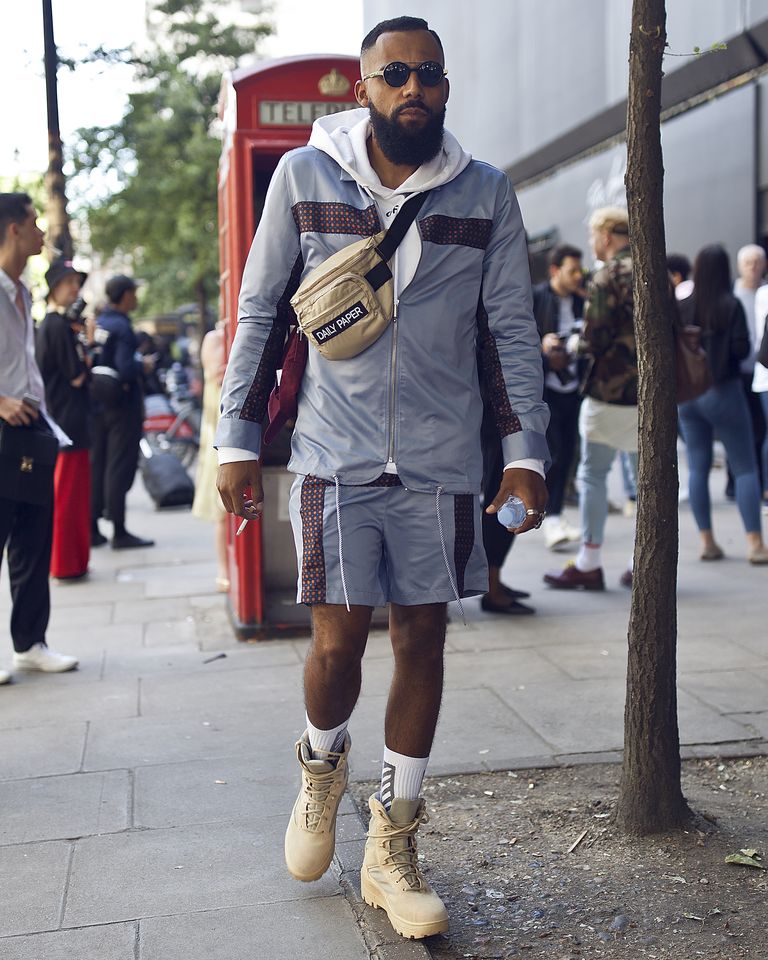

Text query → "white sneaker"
[0,669,11,685]
[544,516,579,551]
[13,643,78,673]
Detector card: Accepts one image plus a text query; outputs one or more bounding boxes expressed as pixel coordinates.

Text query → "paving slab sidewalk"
[0,458,765,958]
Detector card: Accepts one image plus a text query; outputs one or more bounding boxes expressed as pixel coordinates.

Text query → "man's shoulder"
[462,159,509,190]
[280,145,335,176]
[98,309,130,331]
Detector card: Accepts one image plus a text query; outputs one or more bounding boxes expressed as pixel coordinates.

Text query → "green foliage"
[69,0,271,318]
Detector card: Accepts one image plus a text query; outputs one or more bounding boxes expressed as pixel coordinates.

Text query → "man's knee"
[308,604,370,675]
[390,604,447,664]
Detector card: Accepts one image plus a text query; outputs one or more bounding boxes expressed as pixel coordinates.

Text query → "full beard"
[369,101,446,167]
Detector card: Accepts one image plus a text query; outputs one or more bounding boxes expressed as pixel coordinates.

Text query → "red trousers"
[51,449,91,579]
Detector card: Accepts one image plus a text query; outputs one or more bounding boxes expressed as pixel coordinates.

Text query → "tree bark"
[615,0,691,834]
[44,132,73,262]
[42,0,72,262]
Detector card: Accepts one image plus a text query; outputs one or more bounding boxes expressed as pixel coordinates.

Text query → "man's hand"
[0,396,39,427]
[485,467,548,534]
[542,333,569,371]
[217,460,264,519]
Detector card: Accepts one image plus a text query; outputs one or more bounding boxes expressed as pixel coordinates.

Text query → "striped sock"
[380,746,430,810]
[306,714,348,758]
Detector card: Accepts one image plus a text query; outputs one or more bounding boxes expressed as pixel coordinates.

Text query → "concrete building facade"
[362,0,768,272]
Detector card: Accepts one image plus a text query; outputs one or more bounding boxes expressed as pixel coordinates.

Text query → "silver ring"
[525,508,539,517]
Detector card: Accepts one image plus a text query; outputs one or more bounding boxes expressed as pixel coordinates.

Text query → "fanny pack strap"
[364,191,431,292]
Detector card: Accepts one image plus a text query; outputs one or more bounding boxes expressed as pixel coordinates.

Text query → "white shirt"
[752,284,768,394]
[0,268,70,446]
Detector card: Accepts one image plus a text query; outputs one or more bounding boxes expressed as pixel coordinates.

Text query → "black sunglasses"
[362,60,447,88]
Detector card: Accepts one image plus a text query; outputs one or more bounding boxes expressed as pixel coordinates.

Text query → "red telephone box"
[218,55,359,638]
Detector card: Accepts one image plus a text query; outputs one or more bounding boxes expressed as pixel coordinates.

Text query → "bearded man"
[216,16,549,940]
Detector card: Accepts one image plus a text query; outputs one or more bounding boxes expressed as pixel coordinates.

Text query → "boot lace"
[300,747,344,831]
[377,807,430,890]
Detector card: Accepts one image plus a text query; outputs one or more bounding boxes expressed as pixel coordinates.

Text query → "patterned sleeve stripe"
[291,201,380,236]
[476,294,522,437]
[240,252,304,424]
[419,215,492,250]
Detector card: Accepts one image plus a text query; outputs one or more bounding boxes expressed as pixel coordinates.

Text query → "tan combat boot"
[361,794,449,939]
[284,731,350,882]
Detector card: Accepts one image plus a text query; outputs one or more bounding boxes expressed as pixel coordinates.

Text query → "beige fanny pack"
[290,192,429,360]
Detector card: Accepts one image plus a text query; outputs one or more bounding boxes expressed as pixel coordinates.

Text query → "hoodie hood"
[308,107,471,199]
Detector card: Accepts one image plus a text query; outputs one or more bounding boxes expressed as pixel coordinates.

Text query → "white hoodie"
[308,107,472,299]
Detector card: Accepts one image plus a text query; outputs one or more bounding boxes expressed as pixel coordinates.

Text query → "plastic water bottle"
[497,495,527,530]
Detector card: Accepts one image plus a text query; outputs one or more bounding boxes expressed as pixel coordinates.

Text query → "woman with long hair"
[678,244,768,563]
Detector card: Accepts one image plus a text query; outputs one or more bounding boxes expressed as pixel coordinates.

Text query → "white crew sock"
[379,746,430,810]
[305,714,348,758]
[576,543,602,572]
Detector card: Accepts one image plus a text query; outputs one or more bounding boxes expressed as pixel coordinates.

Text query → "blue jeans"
[761,391,768,498]
[577,439,637,545]
[678,379,761,533]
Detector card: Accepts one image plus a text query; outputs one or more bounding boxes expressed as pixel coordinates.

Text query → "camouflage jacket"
[580,246,637,405]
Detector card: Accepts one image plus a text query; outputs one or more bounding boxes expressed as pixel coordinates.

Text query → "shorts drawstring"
[435,485,466,624]
[333,475,351,612]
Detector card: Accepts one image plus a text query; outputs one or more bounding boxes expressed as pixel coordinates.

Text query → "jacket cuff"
[501,431,551,473]
[214,416,262,458]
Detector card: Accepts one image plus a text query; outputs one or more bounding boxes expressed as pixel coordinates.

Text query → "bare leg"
[304,604,372,728]
[385,603,447,758]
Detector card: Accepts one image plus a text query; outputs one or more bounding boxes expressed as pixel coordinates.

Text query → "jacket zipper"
[387,295,400,465]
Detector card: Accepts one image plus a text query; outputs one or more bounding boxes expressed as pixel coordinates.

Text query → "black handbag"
[757,322,768,369]
[0,422,58,505]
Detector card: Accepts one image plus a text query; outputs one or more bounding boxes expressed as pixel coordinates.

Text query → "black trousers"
[543,387,582,516]
[91,397,143,531]
[0,495,53,652]
[481,413,514,569]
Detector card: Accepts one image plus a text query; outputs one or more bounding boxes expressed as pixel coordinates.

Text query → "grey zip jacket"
[215,109,550,494]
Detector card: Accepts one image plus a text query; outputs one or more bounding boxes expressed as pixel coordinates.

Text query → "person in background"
[478,407,536,615]
[192,321,229,591]
[532,242,585,551]
[726,244,767,499]
[753,281,768,509]
[36,259,92,580]
[544,207,638,592]
[678,244,768,564]
[90,275,155,550]
[0,193,78,682]
[667,253,693,301]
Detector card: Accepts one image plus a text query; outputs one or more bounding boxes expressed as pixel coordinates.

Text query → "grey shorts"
[289,475,488,607]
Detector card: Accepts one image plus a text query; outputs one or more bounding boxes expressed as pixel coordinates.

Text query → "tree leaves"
[69,0,271,318]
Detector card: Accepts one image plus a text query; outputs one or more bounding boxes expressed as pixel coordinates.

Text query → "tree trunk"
[615,0,691,834]
[44,132,73,262]
[42,0,72,262]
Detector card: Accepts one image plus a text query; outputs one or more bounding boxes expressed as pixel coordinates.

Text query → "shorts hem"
[388,586,487,605]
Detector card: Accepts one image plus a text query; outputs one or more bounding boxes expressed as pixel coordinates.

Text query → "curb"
[334,794,433,960]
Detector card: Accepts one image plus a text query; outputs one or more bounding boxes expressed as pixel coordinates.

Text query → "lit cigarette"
[236,518,249,536]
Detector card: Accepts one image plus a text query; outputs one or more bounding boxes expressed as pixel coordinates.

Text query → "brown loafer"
[543,563,605,591]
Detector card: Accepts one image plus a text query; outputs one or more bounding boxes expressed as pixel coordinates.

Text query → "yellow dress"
[192,378,224,522]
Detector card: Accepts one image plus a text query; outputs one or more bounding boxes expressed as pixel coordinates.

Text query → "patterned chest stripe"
[419,215,492,250]
[291,201,380,237]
